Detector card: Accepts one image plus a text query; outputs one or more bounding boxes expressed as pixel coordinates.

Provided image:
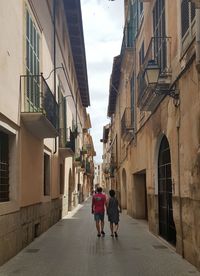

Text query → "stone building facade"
[0,0,94,265]
[104,0,200,270]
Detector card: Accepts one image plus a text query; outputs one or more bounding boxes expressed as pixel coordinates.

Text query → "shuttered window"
[153,0,166,71]
[130,74,135,126]
[0,131,9,202]
[181,0,195,39]
[26,8,40,110]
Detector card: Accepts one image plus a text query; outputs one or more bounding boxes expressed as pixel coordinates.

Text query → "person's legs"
[110,222,114,236]
[99,213,105,236]
[114,223,119,232]
[96,220,101,236]
[94,214,101,236]
[100,220,105,236]
[114,223,119,237]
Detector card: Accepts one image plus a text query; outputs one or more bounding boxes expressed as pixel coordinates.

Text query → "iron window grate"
[0,131,9,202]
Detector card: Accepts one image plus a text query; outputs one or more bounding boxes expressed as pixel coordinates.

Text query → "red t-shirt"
[92,193,106,214]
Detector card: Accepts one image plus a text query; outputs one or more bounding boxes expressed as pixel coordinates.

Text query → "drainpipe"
[53,0,57,154]
[195,6,200,72]
[177,114,184,258]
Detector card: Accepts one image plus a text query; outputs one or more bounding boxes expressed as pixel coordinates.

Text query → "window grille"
[0,131,9,202]
[44,153,50,196]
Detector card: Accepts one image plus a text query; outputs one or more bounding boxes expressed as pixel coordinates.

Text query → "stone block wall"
[0,198,62,266]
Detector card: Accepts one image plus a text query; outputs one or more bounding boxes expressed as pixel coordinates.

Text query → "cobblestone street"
[0,199,199,276]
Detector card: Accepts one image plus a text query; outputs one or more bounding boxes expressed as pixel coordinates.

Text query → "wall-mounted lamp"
[144,60,160,86]
[144,59,179,100]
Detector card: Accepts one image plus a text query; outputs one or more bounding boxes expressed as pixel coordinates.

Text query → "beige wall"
[0,1,23,125]
[20,125,43,206]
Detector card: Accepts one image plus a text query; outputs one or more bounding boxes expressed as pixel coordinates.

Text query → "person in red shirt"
[91,187,107,237]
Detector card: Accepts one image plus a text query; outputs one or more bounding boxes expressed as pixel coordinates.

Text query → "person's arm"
[117,199,122,213]
[105,196,109,215]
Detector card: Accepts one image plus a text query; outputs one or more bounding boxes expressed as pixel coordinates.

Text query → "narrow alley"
[0,199,199,276]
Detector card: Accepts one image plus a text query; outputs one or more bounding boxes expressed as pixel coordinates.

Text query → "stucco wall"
[21,124,43,206]
[0,1,23,125]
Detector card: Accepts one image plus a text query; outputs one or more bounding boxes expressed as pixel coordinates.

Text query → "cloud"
[81,0,124,162]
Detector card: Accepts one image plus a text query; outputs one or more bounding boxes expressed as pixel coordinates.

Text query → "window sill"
[0,200,19,215]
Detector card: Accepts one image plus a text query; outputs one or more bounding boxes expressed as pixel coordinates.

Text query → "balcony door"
[153,0,166,70]
[26,9,40,111]
[158,135,176,245]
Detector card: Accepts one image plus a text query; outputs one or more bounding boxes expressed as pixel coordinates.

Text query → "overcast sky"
[81,0,124,163]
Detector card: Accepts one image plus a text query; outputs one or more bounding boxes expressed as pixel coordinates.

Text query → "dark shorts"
[94,213,104,221]
[109,221,119,225]
[108,217,119,225]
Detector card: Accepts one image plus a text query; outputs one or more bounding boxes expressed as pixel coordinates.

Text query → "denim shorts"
[94,213,104,221]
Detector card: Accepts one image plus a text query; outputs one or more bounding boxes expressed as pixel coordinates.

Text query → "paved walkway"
[0,198,199,276]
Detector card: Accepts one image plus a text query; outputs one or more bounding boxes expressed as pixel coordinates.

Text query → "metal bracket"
[155,87,179,100]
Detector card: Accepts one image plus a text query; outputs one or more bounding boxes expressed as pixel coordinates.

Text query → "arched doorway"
[158,135,176,245]
[122,168,127,209]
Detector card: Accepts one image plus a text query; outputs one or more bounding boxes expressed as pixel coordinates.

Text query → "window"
[58,85,67,147]
[126,0,143,47]
[181,0,195,39]
[126,1,136,47]
[44,153,50,196]
[0,131,9,202]
[26,9,40,110]
[138,2,144,19]
[153,0,165,38]
[130,75,135,126]
[153,0,166,70]
[139,41,144,66]
[60,164,64,195]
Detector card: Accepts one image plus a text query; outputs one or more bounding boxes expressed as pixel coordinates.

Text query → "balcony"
[74,153,82,167]
[121,108,134,139]
[21,74,58,139]
[85,160,91,175]
[138,37,172,111]
[59,128,76,159]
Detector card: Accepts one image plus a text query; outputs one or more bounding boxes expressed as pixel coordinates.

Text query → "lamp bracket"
[155,87,179,99]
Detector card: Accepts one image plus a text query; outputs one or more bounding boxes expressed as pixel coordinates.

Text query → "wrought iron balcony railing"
[121,107,134,137]
[59,128,75,153]
[21,74,58,138]
[138,37,172,110]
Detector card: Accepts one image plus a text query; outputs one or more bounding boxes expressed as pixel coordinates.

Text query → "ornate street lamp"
[144,59,179,100]
[144,60,160,86]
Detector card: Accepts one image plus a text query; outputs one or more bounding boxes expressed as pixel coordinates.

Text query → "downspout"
[53,0,57,154]
[177,111,184,257]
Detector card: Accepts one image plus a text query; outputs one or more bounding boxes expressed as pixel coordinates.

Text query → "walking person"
[91,186,107,237]
[107,189,121,238]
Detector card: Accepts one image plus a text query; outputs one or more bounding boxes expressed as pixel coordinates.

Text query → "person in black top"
[106,189,121,237]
